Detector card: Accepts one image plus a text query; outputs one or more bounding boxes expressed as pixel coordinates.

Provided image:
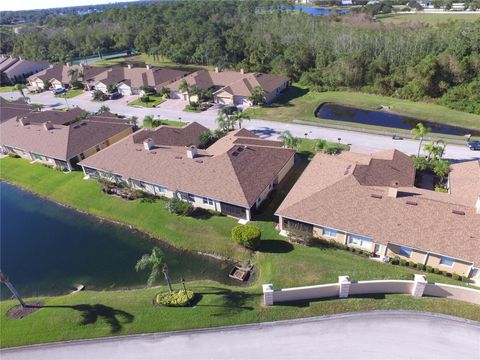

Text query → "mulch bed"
[7,302,44,320]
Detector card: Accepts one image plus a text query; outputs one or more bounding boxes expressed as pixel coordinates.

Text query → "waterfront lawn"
[128,95,166,108]
[244,86,480,131]
[55,89,84,99]
[2,282,480,348]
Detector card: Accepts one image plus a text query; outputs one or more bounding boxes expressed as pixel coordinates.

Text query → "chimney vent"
[146,64,152,70]
[476,196,480,214]
[387,181,399,198]
[43,121,54,131]
[143,138,155,150]
[240,68,245,74]
[19,117,30,126]
[127,63,133,69]
[186,145,198,159]
[214,67,219,73]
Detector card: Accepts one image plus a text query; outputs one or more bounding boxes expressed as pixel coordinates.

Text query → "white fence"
[263,275,480,306]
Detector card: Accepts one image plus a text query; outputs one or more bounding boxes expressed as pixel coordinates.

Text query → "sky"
[0,0,141,12]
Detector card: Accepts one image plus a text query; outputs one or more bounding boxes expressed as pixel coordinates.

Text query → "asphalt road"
[2,311,479,360]
[2,91,479,161]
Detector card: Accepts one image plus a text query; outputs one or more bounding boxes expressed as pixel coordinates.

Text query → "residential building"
[92,64,188,95]
[79,125,295,220]
[168,68,290,106]
[0,55,49,85]
[276,149,480,281]
[1,108,134,170]
[0,98,33,123]
[27,63,107,90]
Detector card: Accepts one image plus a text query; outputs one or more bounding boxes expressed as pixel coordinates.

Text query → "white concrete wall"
[424,283,480,305]
[272,284,339,303]
[349,280,414,296]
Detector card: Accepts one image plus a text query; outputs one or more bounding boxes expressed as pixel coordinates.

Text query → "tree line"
[1,0,479,114]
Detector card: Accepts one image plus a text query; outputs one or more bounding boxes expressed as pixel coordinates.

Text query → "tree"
[130,116,138,126]
[433,159,450,184]
[143,115,154,127]
[135,247,173,291]
[106,84,118,93]
[248,86,265,106]
[92,90,105,101]
[67,68,78,83]
[229,111,250,129]
[414,156,429,172]
[0,271,26,308]
[97,105,110,114]
[423,140,445,161]
[14,83,27,100]
[411,123,430,157]
[178,79,191,105]
[279,130,299,149]
[315,139,327,152]
[215,113,230,132]
[31,103,44,112]
[199,129,214,148]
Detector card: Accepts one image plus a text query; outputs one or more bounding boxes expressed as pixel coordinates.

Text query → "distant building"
[0,55,49,85]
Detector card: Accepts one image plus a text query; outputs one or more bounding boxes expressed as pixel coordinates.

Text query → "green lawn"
[1,157,478,347]
[0,85,15,93]
[128,94,166,108]
[244,86,480,134]
[143,119,185,128]
[376,13,480,25]
[55,89,84,99]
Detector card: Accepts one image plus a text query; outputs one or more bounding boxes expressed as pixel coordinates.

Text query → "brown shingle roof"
[276,151,480,265]
[28,64,107,84]
[1,109,133,161]
[449,160,480,208]
[19,107,87,125]
[79,124,295,208]
[0,98,33,123]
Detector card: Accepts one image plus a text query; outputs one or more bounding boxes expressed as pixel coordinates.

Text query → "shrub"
[7,152,20,158]
[416,263,425,271]
[391,257,400,265]
[165,196,193,216]
[461,276,469,283]
[351,247,356,253]
[231,225,261,250]
[400,259,407,266]
[445,272,452,278]
[426,265,433,273]
[155,290,195,307]
[433,268,441,274]
[408,261,416,268]
[452,273,461,281]
[140,96,150,103]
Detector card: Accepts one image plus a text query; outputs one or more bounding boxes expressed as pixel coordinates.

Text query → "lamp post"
[337,137,342,144]
[162,263,173,292]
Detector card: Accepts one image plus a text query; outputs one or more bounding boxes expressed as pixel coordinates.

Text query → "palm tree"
[31,103,44,112]
[67,68,78,82]
[248,86,265,106]
[97,105,110,114]
[411,123,430,157]
[424,141,444,162]
[279,130,299,149]
[130,116,138,126]
[178,79,191,104]
[216,113,229,132]
[433,159,450,184]
[14,83,27,100]
[143,115,154,128]
[230,111,250,129]
[135,247,172,291]
[0,271,26,308]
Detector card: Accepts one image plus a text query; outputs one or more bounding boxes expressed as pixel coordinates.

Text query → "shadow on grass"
[190,208,216,220]
[277,293,387,307]
[37,304,134,333]
[258,240,294,253]
[196,287,258,316]
[264,86,309,108]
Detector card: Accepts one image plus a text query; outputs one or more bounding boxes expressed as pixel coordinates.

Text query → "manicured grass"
[376,13,480,25]
[55,89,84,99]
[0,85,15,93]
[128,95,166,108]
[2,282,480,348]
[143,119,185,128]
[244,86,480,132]
[1,157,478,348]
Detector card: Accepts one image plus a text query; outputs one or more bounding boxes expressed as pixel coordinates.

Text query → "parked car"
[467,141,480,151]
[109,92,122,100]
[52,88,67,95]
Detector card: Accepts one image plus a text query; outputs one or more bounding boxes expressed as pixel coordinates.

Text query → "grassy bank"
[244,86,480,132]
[55,89,84,99]
[1,157,478,347]
[128,94,166,108]
[0,85,15,93]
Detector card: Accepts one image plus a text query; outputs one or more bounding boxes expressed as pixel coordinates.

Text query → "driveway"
[2,311,479,360]
[156,98,188,111]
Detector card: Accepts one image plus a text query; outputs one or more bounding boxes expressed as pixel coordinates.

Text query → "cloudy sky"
[1,0,141,12]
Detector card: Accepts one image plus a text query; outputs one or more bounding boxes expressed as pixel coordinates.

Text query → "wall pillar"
[245,209,251,222]
[412,274,427,297]
[338,275,351,298]
[263,284,274,306]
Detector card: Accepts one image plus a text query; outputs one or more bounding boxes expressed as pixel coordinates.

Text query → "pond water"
[256,5,349,16]
[316,103,480,136]
[0,182,237,300]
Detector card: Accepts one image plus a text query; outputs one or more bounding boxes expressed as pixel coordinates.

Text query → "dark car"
[467,141,480,151]
[109,92,122,100]
[52,88,67,95]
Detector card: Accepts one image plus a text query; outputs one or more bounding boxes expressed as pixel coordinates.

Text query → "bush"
[7,152,20,158]
[408,261,416,268]
[165,196,193,216]
[351,247,356,253]
[140,96,150,103]
[391,257,400,265]
[433,268,441,274]
[461,276,469,283]
[426,265,433,273]
[155,290,195,307]
[400,259,407,266]
[231,225,261,250]
[452,273,461,281]
[416,263,425,271]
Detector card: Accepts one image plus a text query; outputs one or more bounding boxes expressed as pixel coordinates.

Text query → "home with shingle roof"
[0,108,134,171]
[168,68,289,107]
[275,149,480,281]
[91,64,188,96]
[0,55,49,85]
[27,63,107,90]
[0,98,34,123]
[79,124,295,220]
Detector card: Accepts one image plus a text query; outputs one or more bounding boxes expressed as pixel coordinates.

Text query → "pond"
[0,182,238,300]
[316,103,480,136]
[256,5,349,16]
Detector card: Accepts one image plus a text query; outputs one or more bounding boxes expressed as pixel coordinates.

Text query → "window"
[439,256,454,267]
[348,234,373,249]
[399,246,412,258]
[79,153,85,160]
[95,145,101,152]
[202,197,214,206]
[323,227,337,238]
[180,192,194,202]
[155,185,166,194]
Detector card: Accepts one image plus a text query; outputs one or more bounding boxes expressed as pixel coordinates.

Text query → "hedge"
[231,225,261,250]
[155,290,195,307]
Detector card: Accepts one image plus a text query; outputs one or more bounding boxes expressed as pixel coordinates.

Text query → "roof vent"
[43,121,54,131]
[232,151,239,157]
[186,145,198,159]
[237,147,244,152]
[195,160,203,164]
[371,194,382,199]
[452,210,465,216]
[19,117,30,126]
[175,156,183,160]
[406,201,418,206]
[143,138,155,150]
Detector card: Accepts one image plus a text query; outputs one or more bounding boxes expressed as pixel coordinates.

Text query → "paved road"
[2,311,479,360]
[2,91,479,161]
